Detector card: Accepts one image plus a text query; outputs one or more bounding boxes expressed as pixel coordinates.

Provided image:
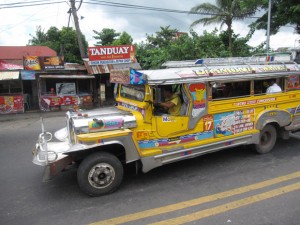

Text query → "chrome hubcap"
[88,163,115,189]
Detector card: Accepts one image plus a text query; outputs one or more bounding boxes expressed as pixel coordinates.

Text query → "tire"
[77,152,124,197]
[254,124,277,154]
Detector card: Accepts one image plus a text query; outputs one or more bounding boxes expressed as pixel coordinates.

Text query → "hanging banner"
[23,56,64,70]
[88,45,135,65]
[21,71,36,80]
[110,68,146,84]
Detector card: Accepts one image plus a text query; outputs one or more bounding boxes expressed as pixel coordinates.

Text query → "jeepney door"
[152,83,207,137]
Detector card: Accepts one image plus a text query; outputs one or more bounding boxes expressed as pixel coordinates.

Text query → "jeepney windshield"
[120,84,145,101]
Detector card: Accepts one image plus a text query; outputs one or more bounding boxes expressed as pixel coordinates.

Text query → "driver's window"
[153,84,183,116]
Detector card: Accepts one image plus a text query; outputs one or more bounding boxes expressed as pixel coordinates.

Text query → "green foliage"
[189,0,257,55]
[93,28,120,46]
[135,25,265,69]
[112,32,133,45]
[28,26,88,63]
[252,0,300,35]
[146,26,178,48]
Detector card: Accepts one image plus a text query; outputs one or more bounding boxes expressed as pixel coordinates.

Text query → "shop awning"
[39,75,94,79]
[0,71,20,80]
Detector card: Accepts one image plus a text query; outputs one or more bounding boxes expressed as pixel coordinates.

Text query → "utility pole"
[70,0,86,59]
[266,0,272,56]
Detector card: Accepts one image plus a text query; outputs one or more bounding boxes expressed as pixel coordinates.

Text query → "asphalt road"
[0,115,300,225]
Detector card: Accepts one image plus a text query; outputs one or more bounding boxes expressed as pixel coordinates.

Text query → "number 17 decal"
[203,115,214,131]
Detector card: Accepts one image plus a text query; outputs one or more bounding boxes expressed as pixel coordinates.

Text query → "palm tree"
[189,0,256,55]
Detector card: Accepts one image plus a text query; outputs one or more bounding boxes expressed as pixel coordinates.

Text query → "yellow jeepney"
[32,55,300,196]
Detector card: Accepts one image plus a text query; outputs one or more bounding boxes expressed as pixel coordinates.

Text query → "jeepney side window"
[256,78,284,94]
[212,81,250,99]
[120,84,145,101]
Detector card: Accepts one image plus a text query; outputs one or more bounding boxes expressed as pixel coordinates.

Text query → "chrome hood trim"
[69,107,137,134]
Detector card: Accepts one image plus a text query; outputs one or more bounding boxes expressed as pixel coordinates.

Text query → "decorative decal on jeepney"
[162,116,171,122]
[287,106,300,115]
[79,139,104,145]
[288,75,300,89]
[177,70,197,78]
[118,101,145,117]
[193,65,287,76]
[214,109,255,137]
[233,97,276,107]
[88,118,124,131]
[233,109,255,134]
[214,112,235,137]
[138,131,213,149]
[203,115,214,131]
[189,83,206,118]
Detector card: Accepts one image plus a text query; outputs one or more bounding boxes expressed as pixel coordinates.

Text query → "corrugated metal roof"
[84,60,141,74]
[64,63,87,70]
[0,46,57,60]
[0,71,19,80]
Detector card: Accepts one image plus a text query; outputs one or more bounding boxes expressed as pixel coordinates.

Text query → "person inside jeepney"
[266,79,282,93]
[155,85,182,116]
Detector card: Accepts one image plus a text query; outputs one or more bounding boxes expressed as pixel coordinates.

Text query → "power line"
[84,0,261,19]
[1,0,260,19]
[0,1,66,9]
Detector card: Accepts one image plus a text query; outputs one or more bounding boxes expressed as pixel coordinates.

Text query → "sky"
[0,0,299,50]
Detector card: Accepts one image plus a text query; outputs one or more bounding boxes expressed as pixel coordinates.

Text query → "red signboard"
[0,95,24,114]
[40,96,79,111]
[88,45,135,65]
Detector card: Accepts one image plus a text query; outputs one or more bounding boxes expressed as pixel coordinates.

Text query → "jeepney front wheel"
[77,152,124,196]
[254,124,277,154]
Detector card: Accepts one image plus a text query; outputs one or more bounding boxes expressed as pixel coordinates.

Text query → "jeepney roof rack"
[162,53,294,68]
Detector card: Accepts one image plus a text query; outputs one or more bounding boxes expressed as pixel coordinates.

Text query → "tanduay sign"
[88,45,135,65]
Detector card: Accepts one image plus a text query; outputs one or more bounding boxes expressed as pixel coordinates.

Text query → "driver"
[156,85,181,116]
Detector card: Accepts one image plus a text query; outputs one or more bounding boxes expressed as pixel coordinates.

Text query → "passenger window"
[255,78,284,94]
[212,81,250,99]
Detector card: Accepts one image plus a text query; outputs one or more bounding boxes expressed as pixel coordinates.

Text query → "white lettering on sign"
[90,46,130,56]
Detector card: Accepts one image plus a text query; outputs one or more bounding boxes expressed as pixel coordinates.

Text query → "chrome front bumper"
[32,131,73,181]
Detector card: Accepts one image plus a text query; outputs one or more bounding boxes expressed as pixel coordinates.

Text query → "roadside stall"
[22,56,94,111]
[38,74,94,111]
[0,71,24,114]
[0,59,25,114]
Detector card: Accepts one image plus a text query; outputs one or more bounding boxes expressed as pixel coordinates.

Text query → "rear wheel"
[254,124,277,154]
[77,152,124,196]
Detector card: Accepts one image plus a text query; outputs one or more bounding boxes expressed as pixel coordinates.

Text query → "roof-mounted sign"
[110,68,146,84]
[88,45,135,65]
[23,56,64,70]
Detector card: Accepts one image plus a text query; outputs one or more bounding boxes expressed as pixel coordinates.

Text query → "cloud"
[0,0,299,51]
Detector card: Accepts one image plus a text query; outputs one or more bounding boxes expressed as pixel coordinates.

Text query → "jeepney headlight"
[54,127,68,142]
[47,151,58,162]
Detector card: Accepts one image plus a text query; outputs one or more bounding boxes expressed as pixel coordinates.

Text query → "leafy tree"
[135,42,170,69]
[192,29,229,58]
[146,26,178,48]
[189,0,256,55]
[93,28,120,46]
[112,32,133,45]
[28,26,88,63]
[250,0,300,35]
[28,26,48,45]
